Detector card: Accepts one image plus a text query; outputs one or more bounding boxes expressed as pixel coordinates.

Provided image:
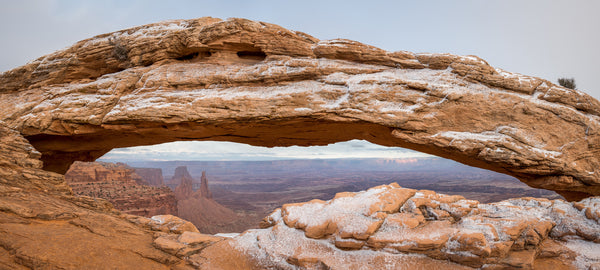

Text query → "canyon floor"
[116,157,562,233]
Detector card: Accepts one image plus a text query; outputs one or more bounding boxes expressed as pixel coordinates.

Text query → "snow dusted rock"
[0,18,599,199]
[148,215,200,234]
[194,184,600,269]
[153,231,225,257]
[127,214,199,234]
[1,17,600,269]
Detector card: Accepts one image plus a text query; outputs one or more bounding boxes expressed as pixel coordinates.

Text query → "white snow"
[563,237,600,269]
[294,107,312,112]
[214,233,240,238]
[432,129,562,159]
[150,215,166,224]
[434,131,510,144]
[284,187,385,233]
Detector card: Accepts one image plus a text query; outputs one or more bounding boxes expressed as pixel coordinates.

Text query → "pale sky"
[98,140,433,161]
[2,0,599,161]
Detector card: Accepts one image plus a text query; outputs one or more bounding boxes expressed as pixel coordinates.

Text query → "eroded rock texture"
[1,17,600,269]
[65,161,178,217]
[0,17,598,199]
[195,184,600,269]
[0,122,195,269]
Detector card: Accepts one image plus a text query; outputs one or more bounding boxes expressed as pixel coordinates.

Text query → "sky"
[1,0,599,161]
[98,140,433,162]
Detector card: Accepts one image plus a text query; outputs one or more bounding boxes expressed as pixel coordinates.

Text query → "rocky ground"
[179,183,600,269]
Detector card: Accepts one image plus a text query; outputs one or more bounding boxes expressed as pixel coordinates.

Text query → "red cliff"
[65,161,177,217]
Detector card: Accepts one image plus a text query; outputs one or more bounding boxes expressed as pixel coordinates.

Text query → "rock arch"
[1,17,599,200]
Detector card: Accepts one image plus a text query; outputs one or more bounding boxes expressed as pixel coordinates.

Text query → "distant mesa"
[64,161,177,217]
[134,167,164,187]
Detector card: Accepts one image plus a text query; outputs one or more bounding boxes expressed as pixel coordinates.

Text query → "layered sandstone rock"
[194,184,600,269]
[65,161,177,217]
[1,17,600,269]
[0,17,598,200]
[0,121,194,269]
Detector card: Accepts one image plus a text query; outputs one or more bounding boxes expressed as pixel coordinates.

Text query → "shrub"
[557,77,576,89]
[108,37,129,61]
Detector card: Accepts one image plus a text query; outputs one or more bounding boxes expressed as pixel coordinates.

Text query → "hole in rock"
[236,50,267,61]
[63,140,562,234]
[175,51,212,61]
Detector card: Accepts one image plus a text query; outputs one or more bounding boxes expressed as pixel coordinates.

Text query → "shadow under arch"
[25,117,593,201]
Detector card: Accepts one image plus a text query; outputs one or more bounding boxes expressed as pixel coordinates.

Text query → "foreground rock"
[65,161,178,217]
[0,122,194,269]
[194,184,600,269]
[0,17,598,199]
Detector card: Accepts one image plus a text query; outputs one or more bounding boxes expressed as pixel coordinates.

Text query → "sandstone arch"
[1,17,599,200]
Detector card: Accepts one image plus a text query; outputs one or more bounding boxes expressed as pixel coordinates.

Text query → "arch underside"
[25,116,596,201]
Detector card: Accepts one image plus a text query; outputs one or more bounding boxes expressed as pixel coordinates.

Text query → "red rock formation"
[1,17,600,269]
[173,167,195,201]
[65,161,177,217]
[135,167,164,187]
[200,171,212,199]
[194,184,600,269]
[170,166,194,186]
[1,18,599,200]
[171,167,247,233]
[0,121,193,269]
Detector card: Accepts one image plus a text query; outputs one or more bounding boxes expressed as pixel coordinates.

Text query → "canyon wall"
[65,161,177,217]
[0,121,196,269]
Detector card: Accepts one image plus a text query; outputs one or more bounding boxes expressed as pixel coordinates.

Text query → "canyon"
[170,166,253,233]
[65,162,253,234]
[64,161,177,217]
[0,17,599,269]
